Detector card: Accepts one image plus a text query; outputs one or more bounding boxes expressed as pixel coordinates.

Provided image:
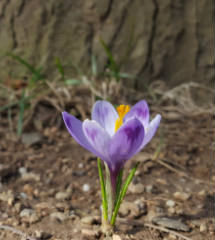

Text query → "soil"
[0,91,214,240]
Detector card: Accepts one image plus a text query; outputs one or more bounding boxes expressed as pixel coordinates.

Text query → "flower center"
[115,105,130,132]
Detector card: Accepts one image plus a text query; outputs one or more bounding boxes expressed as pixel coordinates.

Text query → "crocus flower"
[62,100,161,191]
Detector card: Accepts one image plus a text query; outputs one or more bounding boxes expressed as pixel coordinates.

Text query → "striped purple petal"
[124,100,149,127]
[83,119,111,165]
[62,112,97,154]
[92,100,118,136]
[108,118,145,173]
[138,114,161,152]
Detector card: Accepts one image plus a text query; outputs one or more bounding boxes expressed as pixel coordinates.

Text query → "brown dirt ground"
[0,94,214,240]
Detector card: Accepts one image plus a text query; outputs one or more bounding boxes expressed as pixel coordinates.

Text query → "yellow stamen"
[115,105,130,132]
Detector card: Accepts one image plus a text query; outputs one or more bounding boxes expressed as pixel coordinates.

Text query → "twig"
[144,223,193,240]
[0,225,36,240]
[155,158,213,186]
[118,219,193,240]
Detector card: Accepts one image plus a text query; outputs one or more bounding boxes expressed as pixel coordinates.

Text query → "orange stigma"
[115,105,130,132]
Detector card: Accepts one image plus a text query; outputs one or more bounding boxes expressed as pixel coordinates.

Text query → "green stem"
[97,158,108,220]
[105,163,114,221]
[111,162,139,226]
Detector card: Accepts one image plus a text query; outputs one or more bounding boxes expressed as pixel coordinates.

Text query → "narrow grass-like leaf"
[17,90,26,136]
[7,53,44,85]
[111,162,139,225]
[115,169,123,205]
[99,37,120,82]
[7,53,36,74]
[65,79,81,85]
[97,158,108,220]
[55,57,65,79]
[91,54,97,77]
[105,163,113,221]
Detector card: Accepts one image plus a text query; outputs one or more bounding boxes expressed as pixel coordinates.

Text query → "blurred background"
[0,1,214,239]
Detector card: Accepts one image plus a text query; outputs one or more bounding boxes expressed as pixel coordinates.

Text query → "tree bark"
[0,0,214,89]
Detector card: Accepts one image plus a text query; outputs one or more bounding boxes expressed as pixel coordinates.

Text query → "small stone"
[35,202,53,211]
[0,191,14,202]
[168,233,177,239]
[14,203,22,213]
[21,132,42,146]
[166,200,175,207]
[20,192,28,199]
[152,216,190,232]
[82,184,90,192]
[50,212,68,221]
[112,234,122,240]
[81,215,99,225]
[81,229,98,237]
[21,172,40,182]
[168,207,176,214]
[156,178,167,185]
[78,163,83,168]
[20,208,40,223]
[19,167,27,175]
[173,192,190,201]
[146,185,154,193]
[55,192,70,200]
[198,190,207,197]
[200,223,207,232]
[35,230,52,239]
[119,201,140,217]
[20,208,33,218]
[128,182,145,194]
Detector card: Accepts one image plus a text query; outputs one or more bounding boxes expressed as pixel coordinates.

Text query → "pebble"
[20,208,34,217]
[21,132,42,146]
[35,202,53,211]
[128,182,145,194]
[20,208,40,223]
[35,230,52,239]
[81,216,99,225]
[19,167,27,175]
[173,192,190,201]
[200,223,207,232]
[21,172,40,182]
[145,185,154,193]
[112,234,122,240]
[55,191,70,200]
[50,212,68,221]
[78,163,83,168]
[81,229,99,237]
[198,190,207,197]
[82,183,90,192]
[166,200,175,207]
[0,191,14,203]
[14,203,22,213]
[119,201,140,217]
[152,216,190,232]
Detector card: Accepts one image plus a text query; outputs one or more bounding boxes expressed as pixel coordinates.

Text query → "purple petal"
[124,100,149,127]
[108,118,145,172]
[139,114,161,150]
[83,119,111,164]
[62,112,98,154]
[92,100,118,136]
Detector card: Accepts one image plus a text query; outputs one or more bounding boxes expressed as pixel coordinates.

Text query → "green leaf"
[55,57,65,79]
[115,169,123,205]
[7,53,44,85]
[17,90,26,136]
[97,158,108,220]
[91,54,97,77]
[111,162,139,226]
[64,79,81,85]
[99,37,120,82]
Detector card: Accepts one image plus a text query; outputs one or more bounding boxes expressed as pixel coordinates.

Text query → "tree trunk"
[0,0,214,89]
